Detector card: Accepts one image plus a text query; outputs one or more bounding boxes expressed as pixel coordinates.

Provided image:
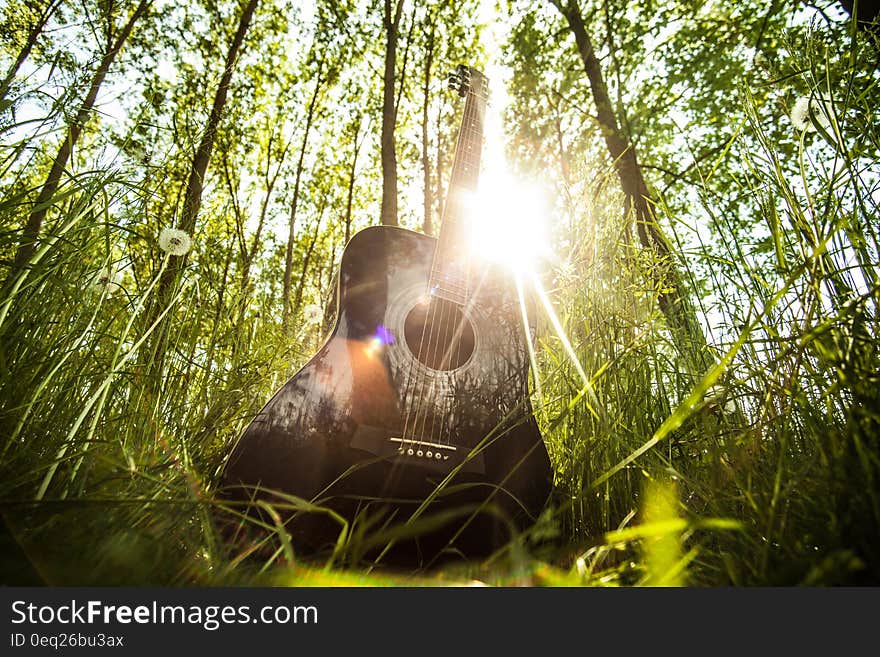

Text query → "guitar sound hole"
[404,297,475,371]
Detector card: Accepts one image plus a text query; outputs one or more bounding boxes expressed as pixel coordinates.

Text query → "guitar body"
[221,225,552,563]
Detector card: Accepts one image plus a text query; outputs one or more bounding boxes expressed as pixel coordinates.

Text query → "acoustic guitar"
[221,65,552,564]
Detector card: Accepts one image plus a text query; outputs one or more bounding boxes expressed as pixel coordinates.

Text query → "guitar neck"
[430,70,488,305]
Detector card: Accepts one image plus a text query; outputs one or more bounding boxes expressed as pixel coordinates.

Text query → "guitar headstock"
[447,64,490,101]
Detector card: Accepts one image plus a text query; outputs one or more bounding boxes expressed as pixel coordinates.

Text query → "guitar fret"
[430,275,466,286]
[431,288,467,305]
[429,67,488,303]
[432,283,467,293]
[430,274,468,290]
[437,287,466,294]
[430,270,466,278]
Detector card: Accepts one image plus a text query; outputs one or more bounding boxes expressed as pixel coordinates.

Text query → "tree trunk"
[838,0,880,39]
[292,194,326,323]
[395,6,415,117]
[282,58,324,331]
[242,123,288,296]
[344,115,363,245]
[230,128,287,366]
[174,0,259,240]
[380,0,405,226]
[9,0,151,278]
[551,0,712,374]
[0,0,63,101]
[420,16,435,235]
[435,96,444,231]
[150,0,259,370]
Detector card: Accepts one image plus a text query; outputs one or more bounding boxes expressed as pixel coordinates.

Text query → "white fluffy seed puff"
[790,95,834,133]
[89,266,122,293]
[302,303,323,325]
[158,228,192,256]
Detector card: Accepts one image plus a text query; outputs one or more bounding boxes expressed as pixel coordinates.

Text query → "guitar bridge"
[350,425,484,475]
[389,436,455,462]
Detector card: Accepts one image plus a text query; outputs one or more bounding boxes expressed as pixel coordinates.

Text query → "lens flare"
[466,169,551,274]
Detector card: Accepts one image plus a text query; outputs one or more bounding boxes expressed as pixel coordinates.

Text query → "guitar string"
[447,282,468,447]
[430,298,456,449]
[402,71,485,462]
[417,296,446,446]
[415,220,458,442]
[399,291,431,447]
[424,286,456,448]
[404,194,454,447]
[421,84,483,453]
[445,101,482,447]
[403,274,438,448]
[421,225,455,448]
[406,78,472,449]
[413,241,458,447]
[435,92,483,449]
[400,243,440,444]
[402,266,447,448]
[401,74,474,448]
[419,87,481,452]
[431,232,464,447]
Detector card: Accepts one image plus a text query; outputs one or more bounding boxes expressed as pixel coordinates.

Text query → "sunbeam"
[528,271,604,423]
[515,271,544,411]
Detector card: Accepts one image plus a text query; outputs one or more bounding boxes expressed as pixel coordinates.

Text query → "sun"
[466,160,552,275]
[462,50,552,275]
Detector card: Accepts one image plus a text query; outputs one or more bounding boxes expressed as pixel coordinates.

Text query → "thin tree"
[282,56,325,331]
[292,191,327,322]
[420,12,436,235]
[149,0,260,372]
[164,0,260,274]
[343,112,365,245]
[550,0,712,374]
[240,118,289,298]
[380,0,405,226]
[9,0,152,278]
[0,0,64,101]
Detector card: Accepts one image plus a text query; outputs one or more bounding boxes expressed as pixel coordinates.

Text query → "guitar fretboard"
[429,71,488,305]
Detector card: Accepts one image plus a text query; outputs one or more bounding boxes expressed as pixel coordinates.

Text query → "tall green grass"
[530,27,879,584]
[1,27,878,585]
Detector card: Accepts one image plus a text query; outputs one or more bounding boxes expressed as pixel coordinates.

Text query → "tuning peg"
[455,64,471,97]
[448,66,472,97]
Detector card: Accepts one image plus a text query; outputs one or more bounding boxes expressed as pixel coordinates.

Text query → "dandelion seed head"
[303,304,323,325]
[810,96,834,132]
[791,95,834,133]
[89,266,122,293]
[158,227,192,256]
[791,97,813,132]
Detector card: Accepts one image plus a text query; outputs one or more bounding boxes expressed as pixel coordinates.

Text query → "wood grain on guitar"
[219,65,552,566]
